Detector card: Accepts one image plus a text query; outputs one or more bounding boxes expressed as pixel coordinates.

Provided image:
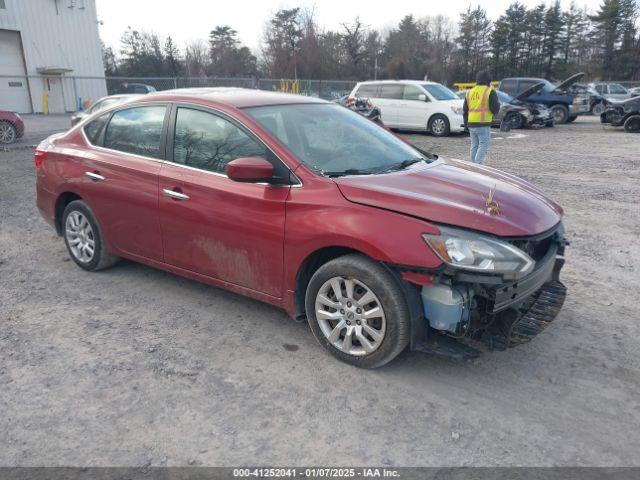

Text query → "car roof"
[137,87,328,109]
[357,80,436,86]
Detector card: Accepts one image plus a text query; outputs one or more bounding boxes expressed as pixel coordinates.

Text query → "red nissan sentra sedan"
[35,88,567,367]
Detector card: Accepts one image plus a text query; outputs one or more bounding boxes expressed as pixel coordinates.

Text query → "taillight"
[34,149,47,171]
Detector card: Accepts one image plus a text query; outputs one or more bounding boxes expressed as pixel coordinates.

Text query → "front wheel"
[551,105,569,124]
[624,115,640,133]
[566,115,577,123]
[504,111,524,129]
[305,254,410,368]
[428,114,450,137]
[0,121,17,144]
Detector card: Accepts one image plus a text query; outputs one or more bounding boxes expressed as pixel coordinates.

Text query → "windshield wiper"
[322,168,376,178]
[376,157,424,174]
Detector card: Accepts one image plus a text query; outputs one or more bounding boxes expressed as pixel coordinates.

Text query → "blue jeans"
[469,126,491,165]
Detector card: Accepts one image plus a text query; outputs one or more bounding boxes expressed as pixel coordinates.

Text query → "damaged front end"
[406,223,568,359]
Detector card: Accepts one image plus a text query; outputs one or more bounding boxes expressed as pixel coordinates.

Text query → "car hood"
[333,158,563,237]
[555,72,585,92]
[514,82,546,101]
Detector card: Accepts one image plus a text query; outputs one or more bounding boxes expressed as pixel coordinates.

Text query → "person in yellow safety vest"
[463,71,501,165]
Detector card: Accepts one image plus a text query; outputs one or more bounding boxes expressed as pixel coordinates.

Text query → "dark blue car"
[499,73,588,124]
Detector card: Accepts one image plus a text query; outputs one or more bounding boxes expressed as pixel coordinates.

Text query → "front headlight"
[450,106,461,114]
[423,226,535,277]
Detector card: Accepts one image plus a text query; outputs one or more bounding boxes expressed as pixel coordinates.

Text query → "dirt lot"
[1,115,639,467]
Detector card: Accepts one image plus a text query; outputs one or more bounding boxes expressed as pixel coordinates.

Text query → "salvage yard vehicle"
[590,82,633,101]
[70,94,141,126]
[349,80,465,137]
[35,88,568,367]
[499,73,589,124]
[600,96,640,133]
[456,84,554,129]
[0,109,24,144]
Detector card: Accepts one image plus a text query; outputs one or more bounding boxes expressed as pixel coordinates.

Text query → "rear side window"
[379,84,404,99]
[103,106,166,158]
[83,113,110,145]
[500,80,517,95]
[172,108,265,174]
[356,84,379,97]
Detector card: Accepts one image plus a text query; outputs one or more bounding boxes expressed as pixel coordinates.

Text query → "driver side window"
[403,85,426,101]
[172,108,266,174]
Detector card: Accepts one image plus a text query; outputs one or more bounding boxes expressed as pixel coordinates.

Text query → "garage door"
[0,30,31,113]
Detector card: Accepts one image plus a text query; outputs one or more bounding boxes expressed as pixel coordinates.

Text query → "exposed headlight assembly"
[450,106,461,114]
[423,226,535,278]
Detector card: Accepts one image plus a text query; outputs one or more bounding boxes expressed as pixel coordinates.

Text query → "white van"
[348,80,465,136]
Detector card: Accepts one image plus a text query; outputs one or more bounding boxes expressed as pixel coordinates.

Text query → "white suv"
[348,80,465,136]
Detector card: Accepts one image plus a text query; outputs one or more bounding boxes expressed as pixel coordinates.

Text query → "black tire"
[550,104,569,124]
[62,200,119,271]
[0,120,17,144]
[566,115,578,123]
[305,254,410,368]
[428,114,450,137]
[623,115,640,133]
[504,111,524,129]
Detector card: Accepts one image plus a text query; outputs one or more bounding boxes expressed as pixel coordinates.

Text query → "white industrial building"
[0,0,106,113]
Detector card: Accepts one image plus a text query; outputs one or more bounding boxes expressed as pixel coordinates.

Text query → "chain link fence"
[0,74,357,114]
[4,73,635,115]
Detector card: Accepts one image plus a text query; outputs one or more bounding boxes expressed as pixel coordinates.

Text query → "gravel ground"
[1,114,639,467]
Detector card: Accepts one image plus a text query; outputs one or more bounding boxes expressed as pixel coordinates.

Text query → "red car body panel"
[35,90,564,319]
[0,110,25,138]
[334,158,563,237]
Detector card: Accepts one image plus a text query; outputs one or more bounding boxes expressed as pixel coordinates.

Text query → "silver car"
[590,83,633,101]
[70,94,140,126]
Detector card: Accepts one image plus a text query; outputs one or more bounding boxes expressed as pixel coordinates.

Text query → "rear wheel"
[428,114,450,137]
[0,121,17,144]
[624,115,640,133]
[63,200,119,271]
[591,102,606,116]
[305,254,410,368]
[550,104,569,124]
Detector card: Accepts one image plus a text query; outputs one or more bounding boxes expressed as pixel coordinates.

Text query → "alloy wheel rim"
[432,119,446,134]
[315,276,386,356]
[552,108,565,122]
[65,211,96,263]
[0,123,15,144]
[509,114,520,128]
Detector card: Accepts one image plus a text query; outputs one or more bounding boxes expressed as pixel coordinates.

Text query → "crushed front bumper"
[410,224,567,359]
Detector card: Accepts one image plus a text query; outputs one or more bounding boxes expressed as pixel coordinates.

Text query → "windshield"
[245,104,429,176]
[422,84,458,101]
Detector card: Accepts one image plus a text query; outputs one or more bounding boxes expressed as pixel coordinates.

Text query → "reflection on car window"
[421,84,457,101]
[609,84,626,94]
[173,108,265,174]
[103,106,166,158]
[83,112,110,145]
[245,104,427,174]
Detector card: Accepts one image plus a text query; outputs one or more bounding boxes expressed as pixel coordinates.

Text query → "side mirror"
[226,157,274,183]
[418,94,427,102]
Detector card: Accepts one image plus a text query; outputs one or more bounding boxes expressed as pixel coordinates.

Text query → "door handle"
[163,188,190,201]
[85,171,105,181]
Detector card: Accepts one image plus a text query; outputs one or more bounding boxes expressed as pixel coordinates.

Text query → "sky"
[96,0,603,53]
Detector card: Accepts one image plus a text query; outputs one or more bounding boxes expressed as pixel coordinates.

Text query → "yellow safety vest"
[466,85,494,124]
